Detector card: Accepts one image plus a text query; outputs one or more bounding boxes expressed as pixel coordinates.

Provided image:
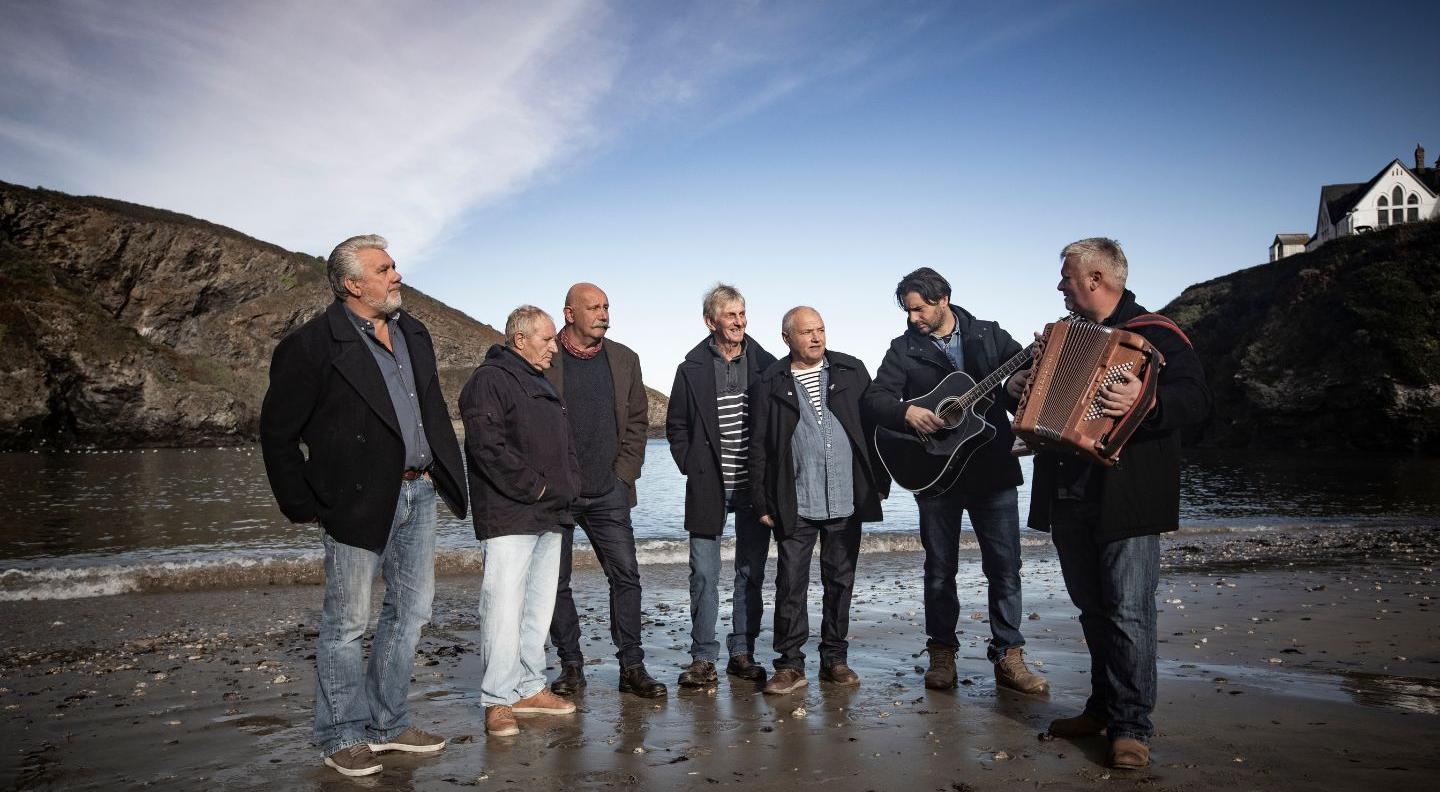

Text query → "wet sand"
[2,527,1438,791]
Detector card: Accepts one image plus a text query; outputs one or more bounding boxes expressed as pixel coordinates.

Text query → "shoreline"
[3,531,1438,790]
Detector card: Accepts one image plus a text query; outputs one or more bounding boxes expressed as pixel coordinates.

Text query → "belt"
[402,468,430,481]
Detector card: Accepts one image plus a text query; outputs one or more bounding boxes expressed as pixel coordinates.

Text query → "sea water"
[1,439,1436,600]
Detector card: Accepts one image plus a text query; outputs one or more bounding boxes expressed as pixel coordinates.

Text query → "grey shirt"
[789,358,854,521]
[345,305,432,471]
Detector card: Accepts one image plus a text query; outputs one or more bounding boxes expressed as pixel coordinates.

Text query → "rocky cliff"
[1162,219,1439,453]
[0,181,668,449]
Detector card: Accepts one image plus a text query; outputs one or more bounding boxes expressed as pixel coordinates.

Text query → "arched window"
[1408,193,1420,222]
[1378,194,1390,227]
[1392,186,1405,224]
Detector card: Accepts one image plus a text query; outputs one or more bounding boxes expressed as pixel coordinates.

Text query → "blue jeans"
[1050,500,1160,741]
[687,502,771,662]
[917,486,1024,661]
[551,479,645,668]
[477,530,562,707]
[314,476,436,757]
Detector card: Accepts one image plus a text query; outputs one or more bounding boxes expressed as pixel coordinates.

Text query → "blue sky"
[3,0,1439,388]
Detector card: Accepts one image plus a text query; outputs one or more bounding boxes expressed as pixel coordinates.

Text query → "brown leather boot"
[1109,737,1150,769]
[994,647,1049,695]
[1047,712,1106,738]
[924,644,957,690]
[485,705,519,737]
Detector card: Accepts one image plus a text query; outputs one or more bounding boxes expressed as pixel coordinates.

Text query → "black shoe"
[550,664,586,697]
[619,664,668,698]
[725,654,767,682]
[678,660,719,688]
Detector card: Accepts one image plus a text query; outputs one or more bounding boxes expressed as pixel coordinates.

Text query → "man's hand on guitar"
[1097,370,1141,417]
[905,405,945,437]
[1005,367,1032,400]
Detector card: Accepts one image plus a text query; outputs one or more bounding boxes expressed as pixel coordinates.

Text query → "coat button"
[356,434,365,443]
[355,484,363,491]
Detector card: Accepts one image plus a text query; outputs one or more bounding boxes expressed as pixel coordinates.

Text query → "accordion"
[1011,319,1165,466]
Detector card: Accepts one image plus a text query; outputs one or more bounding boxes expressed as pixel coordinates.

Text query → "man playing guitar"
[861,267,1048,696]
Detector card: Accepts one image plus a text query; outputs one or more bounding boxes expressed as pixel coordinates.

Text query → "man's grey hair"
[781,305,819,336]
[1060,237,1128,287]
[702,283,746,324]
[326,234,388,301]
[504,305,552,347]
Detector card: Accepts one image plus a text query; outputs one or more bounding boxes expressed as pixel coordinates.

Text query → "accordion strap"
[1121,313,1193,348]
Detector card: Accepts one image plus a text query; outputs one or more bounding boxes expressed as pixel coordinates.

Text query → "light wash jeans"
[687,502,771,662]
[314,476,436,757]
[477,530,562,707]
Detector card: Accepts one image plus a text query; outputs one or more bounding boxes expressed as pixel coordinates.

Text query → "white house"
[1271,144,1440,261]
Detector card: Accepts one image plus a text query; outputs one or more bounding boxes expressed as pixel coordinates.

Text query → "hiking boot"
[819,663,860,686]
[485,705,519,737]
[994,647,1049,695]
[762,667,808,695]
[324,744,382,777]
[1109,737,1150,769]
[678,660,719,688]
[924,643,958,690]
[619,664,668,698]
[726,654,767,682]
[512,688,577,715]
[368,726,446,754]
[550,663,586,696]
[1047,712,1106,738]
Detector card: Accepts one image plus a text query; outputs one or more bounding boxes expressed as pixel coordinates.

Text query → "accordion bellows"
[1012,319,1164,467]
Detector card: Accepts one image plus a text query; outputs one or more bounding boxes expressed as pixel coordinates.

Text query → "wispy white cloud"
[0,0,624,261]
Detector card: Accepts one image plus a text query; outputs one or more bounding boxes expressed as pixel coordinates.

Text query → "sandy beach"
[3,526,1437,791]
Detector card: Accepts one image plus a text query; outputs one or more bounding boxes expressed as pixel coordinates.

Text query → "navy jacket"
[665,335,777,536]
[459,345,582,540]
[861,305,1026,496]
[259,301,466,552]
[750,351,888,536]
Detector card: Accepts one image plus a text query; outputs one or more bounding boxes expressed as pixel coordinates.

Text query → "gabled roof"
[1321,158,1440,224]
[1273,234,1309,245]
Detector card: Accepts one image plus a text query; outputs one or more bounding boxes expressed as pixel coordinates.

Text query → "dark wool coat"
[665,335,777,536]
[861,305,1026,496]
[259,301,467,553]
[459,344,582,540]
[749,352,888,537]
[543,337,648,507]
[1026,290,1212,542]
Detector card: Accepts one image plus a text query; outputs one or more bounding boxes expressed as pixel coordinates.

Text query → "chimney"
[1417,143,1427,171]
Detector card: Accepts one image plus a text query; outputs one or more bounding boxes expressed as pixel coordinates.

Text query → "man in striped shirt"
[666,284,778,687]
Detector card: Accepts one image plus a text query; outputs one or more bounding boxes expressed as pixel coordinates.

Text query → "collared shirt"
[931,325,965,372]
[788,357,854,521]
[710,339,751,505]
[345,304,431,471]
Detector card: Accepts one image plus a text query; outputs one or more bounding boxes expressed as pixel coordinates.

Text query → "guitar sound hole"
[936,397,962,429]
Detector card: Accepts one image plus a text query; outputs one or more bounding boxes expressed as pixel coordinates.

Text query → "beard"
[364,289,402,315]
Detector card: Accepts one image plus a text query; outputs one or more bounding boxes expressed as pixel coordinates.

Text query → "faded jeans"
[1050,500,1160,742]
[314,476,436,757]
[688,501,771,662]
[477,530,562,707]
[917,486,1025,661]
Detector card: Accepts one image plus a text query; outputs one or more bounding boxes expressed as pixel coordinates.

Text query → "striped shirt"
[717,391,749,501]
[791,360,825,421]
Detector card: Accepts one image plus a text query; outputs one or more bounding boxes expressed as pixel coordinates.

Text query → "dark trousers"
[1049,499,1160,742]
[550,479,644,668]
[772,516,861,671]
[917,486,1024,661]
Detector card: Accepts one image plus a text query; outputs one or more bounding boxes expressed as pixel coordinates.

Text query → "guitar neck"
[948,313,1074,411]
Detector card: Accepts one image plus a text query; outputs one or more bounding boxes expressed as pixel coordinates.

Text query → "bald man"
[544,283,667,699]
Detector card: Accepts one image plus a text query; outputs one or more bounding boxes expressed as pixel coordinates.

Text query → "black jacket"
[750,352,888,536]
[259,301,466,553]
[459,345,582,540]
[861,305,1026,496]
[1026,291,1212,542]
[665,335,777,536]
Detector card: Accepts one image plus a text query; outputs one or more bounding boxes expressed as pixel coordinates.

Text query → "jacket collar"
[1099,289,1144,327]
[483,344,558,398]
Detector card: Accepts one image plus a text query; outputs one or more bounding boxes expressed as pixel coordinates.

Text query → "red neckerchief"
[558,326,604,360]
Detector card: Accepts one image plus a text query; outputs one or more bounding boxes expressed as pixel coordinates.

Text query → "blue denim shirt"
[345,305,432,471]
[932,327,964,372]
[789,360,854,521]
